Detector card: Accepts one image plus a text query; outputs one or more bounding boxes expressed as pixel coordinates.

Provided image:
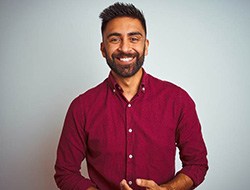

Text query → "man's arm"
[54,98,96,190]
[159,173,193,190]
[174,90,208,188]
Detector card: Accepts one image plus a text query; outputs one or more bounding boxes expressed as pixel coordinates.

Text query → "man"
[54,2,208,190]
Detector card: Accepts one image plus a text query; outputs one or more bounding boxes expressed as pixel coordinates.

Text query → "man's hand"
[120,179,133,190]
[86,186,98,190]
[136,179,173,190]
[120,179,173,190]
[136,173,193,190]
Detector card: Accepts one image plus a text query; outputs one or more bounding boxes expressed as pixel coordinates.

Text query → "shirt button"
[129,154,133,159]
[128,181,133,185]
[142,87,145,91]
[128,104,132,108]
[128,128,133,133]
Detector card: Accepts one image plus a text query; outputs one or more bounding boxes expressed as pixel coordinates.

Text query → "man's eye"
[110,38,120,43]
[130,37,139,43]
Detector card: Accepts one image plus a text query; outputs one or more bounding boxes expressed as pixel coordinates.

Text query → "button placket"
[125,101,134,184]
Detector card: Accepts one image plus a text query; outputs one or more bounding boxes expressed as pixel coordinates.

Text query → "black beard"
[104,49,145,78]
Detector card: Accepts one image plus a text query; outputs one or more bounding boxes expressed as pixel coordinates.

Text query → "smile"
[119,57,134,62]
[115,56,136,65]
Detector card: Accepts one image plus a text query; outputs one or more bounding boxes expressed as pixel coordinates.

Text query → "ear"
[144,39,149,56]
[100,42,106,58]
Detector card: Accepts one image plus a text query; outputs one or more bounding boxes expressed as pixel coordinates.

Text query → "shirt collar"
[107,68,148,94]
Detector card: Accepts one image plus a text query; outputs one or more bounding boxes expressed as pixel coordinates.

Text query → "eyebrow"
[107,32,143,38]
[128,32,143,37]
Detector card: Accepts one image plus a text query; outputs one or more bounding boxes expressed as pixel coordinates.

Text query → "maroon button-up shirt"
[54,70,208,190]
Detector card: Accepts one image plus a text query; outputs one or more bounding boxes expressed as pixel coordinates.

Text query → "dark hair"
[99,2,147,35]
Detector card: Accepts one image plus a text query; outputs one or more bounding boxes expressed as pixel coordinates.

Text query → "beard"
[104,48,145,78]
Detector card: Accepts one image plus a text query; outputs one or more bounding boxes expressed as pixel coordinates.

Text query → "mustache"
[112,52,139,59]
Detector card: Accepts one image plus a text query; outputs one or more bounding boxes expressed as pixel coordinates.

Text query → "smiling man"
[100,16,149,101]
[54,3,208,190]
[101,17,148,78]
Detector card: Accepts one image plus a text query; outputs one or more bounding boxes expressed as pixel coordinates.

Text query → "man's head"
[99,3,149,78]
[99,2,147,36]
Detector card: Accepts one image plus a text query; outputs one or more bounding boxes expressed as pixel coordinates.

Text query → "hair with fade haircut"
[99,2,147,35]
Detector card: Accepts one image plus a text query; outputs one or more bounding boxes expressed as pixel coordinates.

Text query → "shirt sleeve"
[54,97,96,190]
[175,90,208,188]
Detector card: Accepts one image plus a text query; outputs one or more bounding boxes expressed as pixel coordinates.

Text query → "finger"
[120,179,133,190]
[136,179,156,188]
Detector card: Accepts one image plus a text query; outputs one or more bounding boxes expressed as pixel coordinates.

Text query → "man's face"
[101,17,149,78]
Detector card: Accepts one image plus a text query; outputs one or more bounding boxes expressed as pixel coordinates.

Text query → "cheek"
[102,48,111,59]
[105,45,118,58]
[135,43,147,55]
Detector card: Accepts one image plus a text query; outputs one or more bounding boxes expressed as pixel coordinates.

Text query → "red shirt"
[54,70,208,190]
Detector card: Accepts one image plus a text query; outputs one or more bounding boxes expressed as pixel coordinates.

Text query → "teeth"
[119,57,133,62]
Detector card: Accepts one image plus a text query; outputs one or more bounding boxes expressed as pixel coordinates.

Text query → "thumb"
[120,179,133,190]
[136,179,156,188]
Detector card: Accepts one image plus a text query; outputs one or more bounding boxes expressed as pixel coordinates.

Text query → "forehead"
[103,17,145,37]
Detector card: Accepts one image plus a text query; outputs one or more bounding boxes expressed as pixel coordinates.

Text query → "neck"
[112,68,143,102]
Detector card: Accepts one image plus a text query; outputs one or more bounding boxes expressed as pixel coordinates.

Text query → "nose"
[118,39,131,53]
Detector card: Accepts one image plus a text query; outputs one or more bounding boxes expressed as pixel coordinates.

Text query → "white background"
[1,0,250,189]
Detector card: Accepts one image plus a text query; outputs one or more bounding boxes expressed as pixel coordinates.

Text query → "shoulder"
[147,74,195,105]
[70,79,108,110]
[80,79,107,98]
[147,74,186,94]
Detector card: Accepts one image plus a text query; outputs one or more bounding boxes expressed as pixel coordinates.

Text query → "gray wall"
[1,0,250,189]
